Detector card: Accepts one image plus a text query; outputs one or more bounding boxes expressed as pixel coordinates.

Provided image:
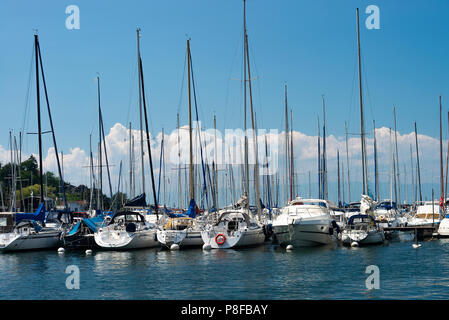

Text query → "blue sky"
[1,0,449,203]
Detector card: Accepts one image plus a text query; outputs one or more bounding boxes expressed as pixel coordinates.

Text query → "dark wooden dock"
[383,226,438,240]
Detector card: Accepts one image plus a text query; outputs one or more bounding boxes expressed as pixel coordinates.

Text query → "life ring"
[215,233,226,245]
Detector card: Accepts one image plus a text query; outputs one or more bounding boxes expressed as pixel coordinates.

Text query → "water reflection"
[1,240,449,299]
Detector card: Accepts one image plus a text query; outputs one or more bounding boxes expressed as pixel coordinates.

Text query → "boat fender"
[215,233,226,245]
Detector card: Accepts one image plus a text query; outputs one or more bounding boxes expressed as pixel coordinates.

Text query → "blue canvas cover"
[124,193,147,207]
[168,199,196,218]
[15,203,45,223]
[67,215,105,236]
[185,199,197,218]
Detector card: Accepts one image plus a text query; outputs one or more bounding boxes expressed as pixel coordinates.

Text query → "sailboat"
[200,0,265,249]
[156,39,205,249]
[93,28,160,250]
[0,34,63,252]
[340,9,384,245]
[157,199,204,248]
[201,194,266,249]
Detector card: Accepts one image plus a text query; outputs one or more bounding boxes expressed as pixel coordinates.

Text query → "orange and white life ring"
[215,233,226,245]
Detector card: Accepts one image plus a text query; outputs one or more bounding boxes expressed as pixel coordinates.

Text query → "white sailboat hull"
[94,228,159,249]
[201,227,265,249]
[341,229,385,245]
[0,231,61,252]
[157,229,203,248]
[437,217,449,237]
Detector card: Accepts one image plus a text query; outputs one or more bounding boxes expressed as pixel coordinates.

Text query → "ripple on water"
[1,240,449,299]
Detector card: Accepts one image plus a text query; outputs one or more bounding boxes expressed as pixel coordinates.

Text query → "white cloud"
[0,123,444,197]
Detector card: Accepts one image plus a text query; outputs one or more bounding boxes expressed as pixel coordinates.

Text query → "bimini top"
[347,214,376,226]
[110,211,146,224]
[15,203,45,224]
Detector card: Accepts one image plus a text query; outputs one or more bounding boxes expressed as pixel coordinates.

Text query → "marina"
[2,0,449,303]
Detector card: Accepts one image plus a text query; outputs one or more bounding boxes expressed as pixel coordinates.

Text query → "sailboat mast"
[337,150,341,206]
[317,116,321,199]
[243,0,249,202]
[214,115,218,209]
[284,84,289,202]
[415,122,422,202]
[440,96,444,205]
[177,113,182,209]
[356,8,368,195]
[445,112,449,208]
[393,106,401,205]
[129,122,133,198]
[410,144,415,203]
[290,109,294,200]
[187,39,194,202]
[97,76,103,210]
[373,121,377,200]
[138,48,158,218]
[34,34,45,207]
[345,122,351,202]
[137,28,146,196]
[322,95,327,200]
[245,31,261,219]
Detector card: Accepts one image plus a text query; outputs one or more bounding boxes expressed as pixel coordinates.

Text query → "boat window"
[228,219,238,231]
[0,218,6,226]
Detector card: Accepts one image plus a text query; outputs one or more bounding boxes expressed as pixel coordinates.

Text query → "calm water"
[1,239,449,300]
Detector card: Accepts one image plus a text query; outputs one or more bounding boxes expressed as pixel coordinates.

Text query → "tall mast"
[317,116,321,199]
[337,149,341,206]
[138,41,158,218]
[97,76,103,210]
[89,134,94,212]
[389,128,393,204]
[9,132,16,211]
[214,115,218,209]
[322,95,327,200]
[129,122,133,198]
[177,113,182,209]
[440,96,444,205]
[410,144,415,203]
[393,106,401,205]
[445,112,449,208]
[284,84,289,202]
[356,8,368,195]
[243,0,249,202]
[187,39,194,202]
[137,28,146,195]
[414,122,422,202]
[245,30,261,219]
[373,120,379,201]
[345,122,351,202]
[290,109,294,200]
[37,38,67,210]
[34,34,45,207]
